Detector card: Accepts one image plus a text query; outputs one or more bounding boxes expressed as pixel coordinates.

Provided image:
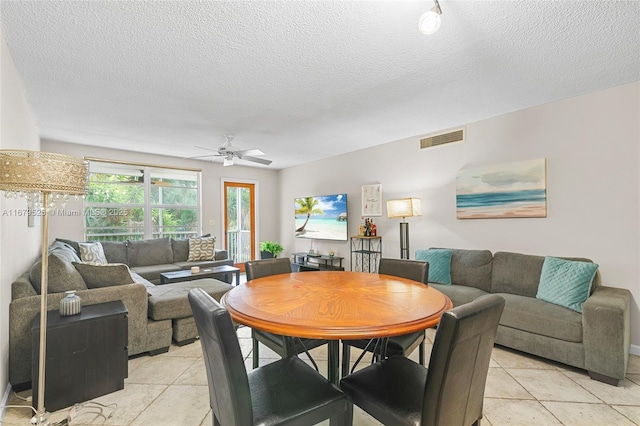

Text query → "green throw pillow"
[536,256,598,313]
[415,249,453,285]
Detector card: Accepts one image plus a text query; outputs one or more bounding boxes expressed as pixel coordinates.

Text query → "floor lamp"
[0,150,89,425]
[386,198,422,259]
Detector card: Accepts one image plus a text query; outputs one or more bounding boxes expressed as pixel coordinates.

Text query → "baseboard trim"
[631,344,640,356]
[0,382,11,422]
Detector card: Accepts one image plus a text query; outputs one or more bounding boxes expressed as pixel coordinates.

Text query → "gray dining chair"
[188,288,353,426]
[245,258,329,369]
[341,257,429,377]
[340,294,505,426]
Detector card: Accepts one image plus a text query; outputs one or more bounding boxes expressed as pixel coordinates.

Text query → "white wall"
[41,140,280,255]
[0,32,42,400]
[279,82,640,351]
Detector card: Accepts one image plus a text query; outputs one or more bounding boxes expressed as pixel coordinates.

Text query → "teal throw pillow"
[415,249,453,285]
[536,256,598,313]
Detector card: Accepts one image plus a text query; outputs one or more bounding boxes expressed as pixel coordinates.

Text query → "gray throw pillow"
[101,241,128,264]
[73,262,136,289]
[30,253,88,294]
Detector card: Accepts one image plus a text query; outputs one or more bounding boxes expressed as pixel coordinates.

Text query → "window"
[85,160,201,241]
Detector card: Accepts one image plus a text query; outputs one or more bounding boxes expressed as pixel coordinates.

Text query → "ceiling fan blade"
[194,145,218,153]
[187,154,222,159]
[236,148,265,156]
[241,155,272,165]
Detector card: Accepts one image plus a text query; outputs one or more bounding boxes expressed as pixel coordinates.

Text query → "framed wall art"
[456,158,547,219]
[361,184,382,216]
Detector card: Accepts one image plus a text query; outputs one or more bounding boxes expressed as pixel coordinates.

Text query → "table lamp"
[387,198,422,259]
[0,150,89,425]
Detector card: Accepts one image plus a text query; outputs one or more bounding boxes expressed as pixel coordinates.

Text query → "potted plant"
[260,241,284,259]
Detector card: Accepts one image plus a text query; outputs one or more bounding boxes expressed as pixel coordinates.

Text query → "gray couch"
[423,248,631,386]
[9,237,235,390]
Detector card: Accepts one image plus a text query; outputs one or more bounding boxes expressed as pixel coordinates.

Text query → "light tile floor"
[3,296,640,425]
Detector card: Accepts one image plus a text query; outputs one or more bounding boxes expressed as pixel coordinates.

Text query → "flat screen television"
[295,193,348,241]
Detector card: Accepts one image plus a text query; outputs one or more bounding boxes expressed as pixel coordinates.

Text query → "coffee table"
[223,271,452,384]
[160,265,241,286]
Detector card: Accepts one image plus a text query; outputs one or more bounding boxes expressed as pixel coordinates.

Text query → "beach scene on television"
[456,158,547,219]
[295,194,348,241]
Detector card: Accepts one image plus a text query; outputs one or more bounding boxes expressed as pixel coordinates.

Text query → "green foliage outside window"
[85,166,200,241]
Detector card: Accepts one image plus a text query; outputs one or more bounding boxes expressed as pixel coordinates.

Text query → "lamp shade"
[387,198,422,218]
[0,150,89,194]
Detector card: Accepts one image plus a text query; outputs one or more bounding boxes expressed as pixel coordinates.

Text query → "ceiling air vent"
[420,128,465,149]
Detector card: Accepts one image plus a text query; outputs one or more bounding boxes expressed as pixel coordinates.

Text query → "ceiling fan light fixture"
[419,0,442,35]
[223,156,234,167]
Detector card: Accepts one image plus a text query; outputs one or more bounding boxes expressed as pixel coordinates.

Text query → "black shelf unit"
[350,236,382,273]
[292,252,345,271]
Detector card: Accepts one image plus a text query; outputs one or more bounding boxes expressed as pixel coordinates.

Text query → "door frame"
[221,178,259,270]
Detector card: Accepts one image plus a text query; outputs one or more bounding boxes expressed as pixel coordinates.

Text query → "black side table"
[32,300,128,412]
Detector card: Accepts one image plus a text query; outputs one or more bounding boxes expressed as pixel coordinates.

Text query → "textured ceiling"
[1,1,639,169]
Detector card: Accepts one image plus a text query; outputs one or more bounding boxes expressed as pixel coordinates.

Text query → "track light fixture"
[419,0,442,35]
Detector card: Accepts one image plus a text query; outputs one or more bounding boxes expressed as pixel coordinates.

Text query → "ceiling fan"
[190,134,272,167]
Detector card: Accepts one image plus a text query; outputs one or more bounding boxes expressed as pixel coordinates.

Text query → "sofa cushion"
[536,257,598,313]
[127,238,173,267]
[130,264,181,283]
[497,293,583,343]
[147,278,233,320]
[171,238,190,263]
[100,241,128,264]
[188,236,215,261]
[30,253,88,294]
[447,249,493,292]
[78,242,108,264]
[415,249,452,284]
[429,283,488,307]
[491,251,545,297]
[73,262,136,289]
[171,234,211,262]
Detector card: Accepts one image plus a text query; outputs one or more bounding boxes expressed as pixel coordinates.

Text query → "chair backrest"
[188,288,253,425]
[422,294,505,426]
[378,258,429,284]
[245,257,292,281]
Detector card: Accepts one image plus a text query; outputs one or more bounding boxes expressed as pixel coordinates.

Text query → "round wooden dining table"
[223,270,453,384]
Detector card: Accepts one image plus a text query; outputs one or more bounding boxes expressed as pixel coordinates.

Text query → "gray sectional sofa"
[9,237,234,390]
[419,248,631,386]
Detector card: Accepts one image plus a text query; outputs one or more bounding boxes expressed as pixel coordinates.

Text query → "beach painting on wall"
[295,193,348,240]
[456,158,547,219]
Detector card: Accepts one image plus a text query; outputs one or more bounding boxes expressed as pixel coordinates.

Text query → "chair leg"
[341,344,350,378]
[418,341,425,366]
[330,402,353,426]
[253,337,259,369]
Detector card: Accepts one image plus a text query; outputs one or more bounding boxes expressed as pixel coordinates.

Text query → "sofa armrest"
[582,285,631,381]
[214,249,229,260]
